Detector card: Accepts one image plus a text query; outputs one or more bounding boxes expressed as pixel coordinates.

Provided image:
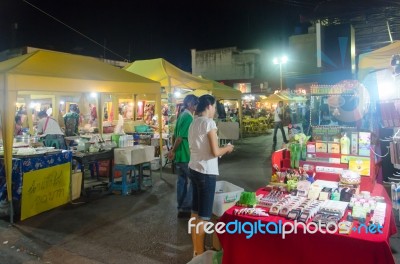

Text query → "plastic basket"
[135,125,149,133]
[213,181,244,217]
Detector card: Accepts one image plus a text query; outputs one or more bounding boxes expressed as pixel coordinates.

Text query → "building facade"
[191,47,271,96]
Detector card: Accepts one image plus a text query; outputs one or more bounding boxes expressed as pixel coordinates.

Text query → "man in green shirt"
[168,95,198,218]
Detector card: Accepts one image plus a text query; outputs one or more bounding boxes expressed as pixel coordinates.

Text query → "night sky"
[1,0,317,71]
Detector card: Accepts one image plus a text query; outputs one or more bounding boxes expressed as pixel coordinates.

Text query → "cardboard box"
[328,142,340,154]
[351,132,358,155]
[316,142,327,153]
[358,132,371,156]
[307,142,316,153]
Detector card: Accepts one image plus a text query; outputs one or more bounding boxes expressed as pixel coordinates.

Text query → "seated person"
[63,104,80,136]
[14,115,23,136]
[36,110,66,149]
[320,110,331,125]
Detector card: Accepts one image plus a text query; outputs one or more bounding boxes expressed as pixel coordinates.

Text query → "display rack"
[391,129,400,169]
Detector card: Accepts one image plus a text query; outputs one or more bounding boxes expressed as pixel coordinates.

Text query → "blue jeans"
[189,168,216,221]
[175,162,192,212]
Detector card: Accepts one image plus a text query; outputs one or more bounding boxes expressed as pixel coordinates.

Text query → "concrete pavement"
[0,132,399,264]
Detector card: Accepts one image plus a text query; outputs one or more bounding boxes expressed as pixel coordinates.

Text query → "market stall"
[216,81,395,263]
[0,50,162,222]
[218,183,397,264]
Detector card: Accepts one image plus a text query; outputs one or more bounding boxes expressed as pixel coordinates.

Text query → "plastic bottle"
[119,135,124,148]
[340,133,350,155]
[392,183,397,210]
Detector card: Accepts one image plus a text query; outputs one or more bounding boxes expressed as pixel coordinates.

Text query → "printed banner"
[21,162,70,220]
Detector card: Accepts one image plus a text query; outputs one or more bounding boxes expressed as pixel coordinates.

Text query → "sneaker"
[177,211,191,219]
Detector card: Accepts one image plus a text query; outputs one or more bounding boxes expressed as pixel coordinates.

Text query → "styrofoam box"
[213,181,244,217]
[114,145,155,165]
[150,157,161,170]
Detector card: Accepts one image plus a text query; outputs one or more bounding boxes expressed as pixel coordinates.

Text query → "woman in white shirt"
[188,94,234,256]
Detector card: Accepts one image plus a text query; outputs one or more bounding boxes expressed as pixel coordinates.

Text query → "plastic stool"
[110,164,140,195]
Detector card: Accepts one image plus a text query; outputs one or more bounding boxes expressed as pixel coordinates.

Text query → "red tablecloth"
[218,183,397,264]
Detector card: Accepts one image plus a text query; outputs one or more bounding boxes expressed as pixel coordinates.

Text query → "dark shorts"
[189,168,216,221]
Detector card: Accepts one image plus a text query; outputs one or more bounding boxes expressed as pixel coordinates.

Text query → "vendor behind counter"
[36,110,66,149]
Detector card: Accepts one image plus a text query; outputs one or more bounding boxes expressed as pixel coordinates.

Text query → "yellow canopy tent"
[209,80,242,100]
[123,58,213,135]
[204,79,244,136]
[358,41,400,81]
[261,92,306,104]
[0,50,162,222]
[123,58,212,92]
[261,93,292,105]
[358,41,400,101]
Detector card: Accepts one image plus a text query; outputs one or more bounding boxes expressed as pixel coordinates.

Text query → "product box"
[351,132,358,155]
[348,156,371,176]
[307,142,316,153]
[213,181,244,217]
[328,142,340,154]
[315,141,328,153]
[358,132,371,156]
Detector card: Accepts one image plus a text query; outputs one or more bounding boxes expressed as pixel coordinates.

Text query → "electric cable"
[23,0,128,61]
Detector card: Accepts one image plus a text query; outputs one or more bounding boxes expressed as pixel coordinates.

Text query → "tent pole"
[156,93,163,179]
[133,94,137,120]
[4,89,18,223]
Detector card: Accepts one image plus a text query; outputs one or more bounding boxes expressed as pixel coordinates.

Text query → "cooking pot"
[15,135,30,144]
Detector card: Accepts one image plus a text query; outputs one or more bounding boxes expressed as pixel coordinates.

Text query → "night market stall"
[215,81,397,264]
[0,50,161,222]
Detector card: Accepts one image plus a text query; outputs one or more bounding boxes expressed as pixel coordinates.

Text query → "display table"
[0,151,72,220]
[218,183,397,264]
[72,149,114,195]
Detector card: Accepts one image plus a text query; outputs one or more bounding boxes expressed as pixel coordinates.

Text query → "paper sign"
[21,163,71,220]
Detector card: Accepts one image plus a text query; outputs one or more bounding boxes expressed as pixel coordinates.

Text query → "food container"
[31,136,40,143]
[103,125,115,133]
[134,125,149,133]
[213,181,244,217]
[340,170,361,185]
[15,135,30,144]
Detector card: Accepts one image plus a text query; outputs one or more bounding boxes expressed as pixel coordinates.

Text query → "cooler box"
[213,181,244,217]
